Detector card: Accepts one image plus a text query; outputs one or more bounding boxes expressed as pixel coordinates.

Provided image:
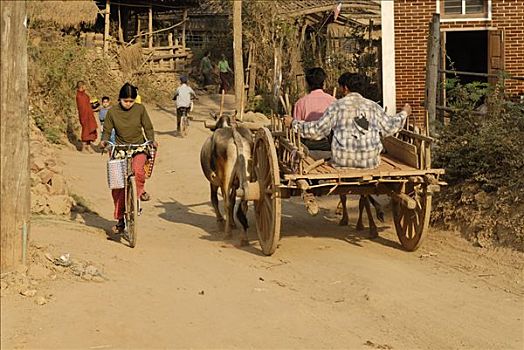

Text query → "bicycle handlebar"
[106,140,153,148]
[102,140,154,156]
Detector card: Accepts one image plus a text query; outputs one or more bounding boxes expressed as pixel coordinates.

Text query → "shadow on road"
[154,195,404,254]
[70,209,125,245]
[156,198,219,233]
[153,104,175,116]
[155,198,267,256]
[279,199,403,251]
[154,103,219,124]
[156,130,178,138]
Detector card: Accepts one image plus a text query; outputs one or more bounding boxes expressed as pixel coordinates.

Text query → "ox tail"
[230,127,249,196]
[208,133,219,182]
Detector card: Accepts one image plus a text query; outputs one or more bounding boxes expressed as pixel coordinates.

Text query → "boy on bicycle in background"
[173,75,197,135]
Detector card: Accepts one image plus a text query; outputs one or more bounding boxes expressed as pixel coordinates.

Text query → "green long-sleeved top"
[102,103,155,144]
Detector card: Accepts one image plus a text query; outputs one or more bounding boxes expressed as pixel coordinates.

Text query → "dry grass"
[28,1,99,28]
[118,45,144,75]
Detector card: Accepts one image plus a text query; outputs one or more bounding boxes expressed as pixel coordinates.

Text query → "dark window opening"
[445,30,488,85]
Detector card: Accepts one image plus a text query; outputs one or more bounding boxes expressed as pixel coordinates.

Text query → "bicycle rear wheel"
[126,176,139,248]
[180,116,189,137]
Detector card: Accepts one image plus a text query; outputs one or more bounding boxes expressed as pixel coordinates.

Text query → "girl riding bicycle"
[100,83,158,233]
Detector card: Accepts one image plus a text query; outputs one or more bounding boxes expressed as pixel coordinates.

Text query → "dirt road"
[2,95,523,349]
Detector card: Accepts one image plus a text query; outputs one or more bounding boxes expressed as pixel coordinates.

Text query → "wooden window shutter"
[488,29,504,84]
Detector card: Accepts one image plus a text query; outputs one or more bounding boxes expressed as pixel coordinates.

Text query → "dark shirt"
[102,103,155,144]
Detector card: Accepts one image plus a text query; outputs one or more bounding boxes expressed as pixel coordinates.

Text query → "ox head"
[209,111,237,131]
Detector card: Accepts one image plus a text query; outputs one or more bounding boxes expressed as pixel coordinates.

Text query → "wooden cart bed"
[282,153,445,181]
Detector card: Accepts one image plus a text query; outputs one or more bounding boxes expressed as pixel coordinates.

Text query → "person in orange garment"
[75,81,98,152]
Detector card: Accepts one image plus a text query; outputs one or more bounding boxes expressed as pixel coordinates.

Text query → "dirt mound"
[433,182,524,251]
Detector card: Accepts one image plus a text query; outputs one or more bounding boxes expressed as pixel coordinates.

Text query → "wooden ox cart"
[205,118,446,256]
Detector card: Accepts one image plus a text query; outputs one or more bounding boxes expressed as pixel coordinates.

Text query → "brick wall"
[394,0,524,127]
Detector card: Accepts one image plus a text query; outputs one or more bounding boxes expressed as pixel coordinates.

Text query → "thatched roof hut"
[28,1,100,28]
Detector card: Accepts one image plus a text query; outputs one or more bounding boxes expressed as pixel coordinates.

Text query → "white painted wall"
[381,0,396,113]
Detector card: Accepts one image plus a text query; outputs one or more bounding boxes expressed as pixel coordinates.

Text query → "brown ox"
[200,114,253,246]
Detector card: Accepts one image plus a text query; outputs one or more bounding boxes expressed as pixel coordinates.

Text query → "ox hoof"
[376,211,385,223]
[303,193,319,216]
[369,227,379,239]
[356,222,365,231]
[339,218,348,226]
[239,239,249,247]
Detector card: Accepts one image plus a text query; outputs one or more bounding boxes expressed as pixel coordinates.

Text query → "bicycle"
[178,106,190,137]
[106,140,153,248]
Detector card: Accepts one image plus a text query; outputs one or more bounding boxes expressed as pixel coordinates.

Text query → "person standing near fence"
[218,54,233,93]
[200,51,213,86]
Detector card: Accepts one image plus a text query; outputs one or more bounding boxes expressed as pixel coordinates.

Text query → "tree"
[1,1,30,272]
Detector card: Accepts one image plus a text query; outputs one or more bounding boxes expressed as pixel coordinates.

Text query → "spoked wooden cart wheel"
[392,184,432,251]
[252,128,281,256]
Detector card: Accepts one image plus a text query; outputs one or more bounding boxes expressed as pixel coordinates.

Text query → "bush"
[434,82,524,191]
[28,29,120,144]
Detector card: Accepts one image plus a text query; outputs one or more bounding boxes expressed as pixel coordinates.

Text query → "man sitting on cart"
[292,67,336,151]
[284,72,412,169]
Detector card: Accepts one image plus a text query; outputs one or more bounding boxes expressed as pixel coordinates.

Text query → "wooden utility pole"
[182,9,188,49]
[247,43,257,100]
[233,0,244,119]
[1,0,30,272]
[118,4,124,43]
[103,0,110,53]
[136,12,142,46]
[425,13,440,137]
[168,33,174,70]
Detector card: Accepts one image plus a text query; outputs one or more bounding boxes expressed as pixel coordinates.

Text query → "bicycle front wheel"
[126,176,139,248]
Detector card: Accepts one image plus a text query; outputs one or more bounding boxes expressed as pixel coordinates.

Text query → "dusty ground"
[2,94,523,350]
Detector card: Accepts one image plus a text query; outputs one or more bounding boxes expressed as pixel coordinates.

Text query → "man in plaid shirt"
[284,73,412,168]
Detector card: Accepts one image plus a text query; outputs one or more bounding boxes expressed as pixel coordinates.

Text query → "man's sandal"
[140,192,151,201]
